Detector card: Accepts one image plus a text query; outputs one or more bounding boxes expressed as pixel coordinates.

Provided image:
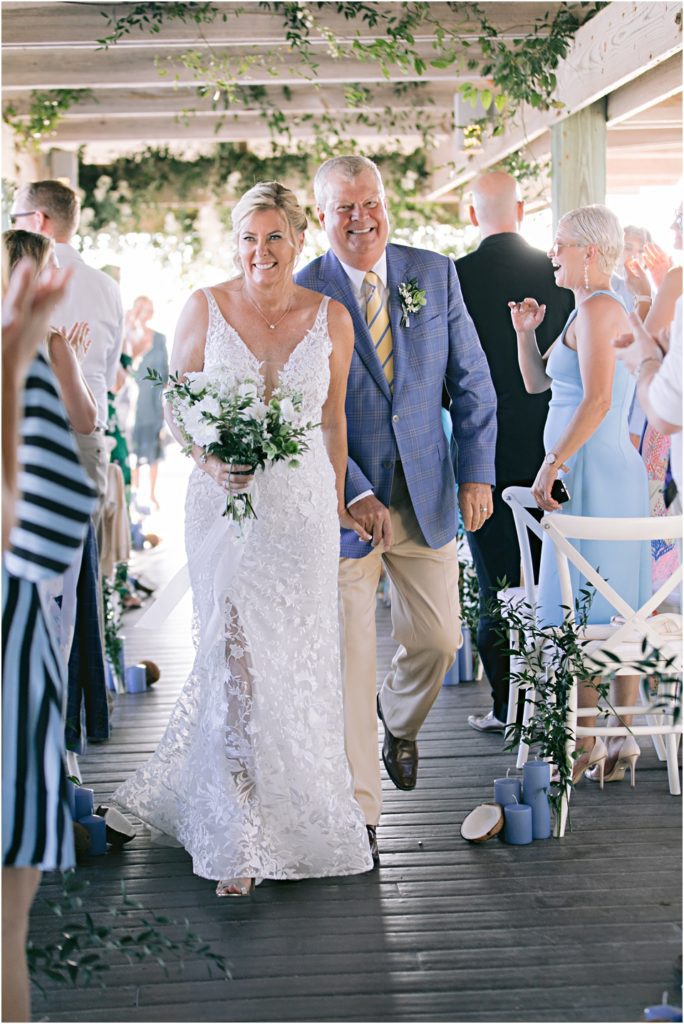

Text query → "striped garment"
[2,353,96,870]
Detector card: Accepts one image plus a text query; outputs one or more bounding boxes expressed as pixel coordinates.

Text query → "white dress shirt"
[338,253,389,506]
[52,243,124,428]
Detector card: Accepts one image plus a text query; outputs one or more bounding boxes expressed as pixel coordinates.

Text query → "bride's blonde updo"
[559,204,624,277]
[231,181,308,273]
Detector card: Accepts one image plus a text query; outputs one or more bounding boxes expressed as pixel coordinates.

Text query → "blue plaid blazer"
[295,243,497,558]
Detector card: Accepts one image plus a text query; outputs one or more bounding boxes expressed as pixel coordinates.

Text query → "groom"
[296,156,497,861]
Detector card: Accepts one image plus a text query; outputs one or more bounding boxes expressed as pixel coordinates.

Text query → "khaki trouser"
[339,465,460,825]
[74,430,109,549]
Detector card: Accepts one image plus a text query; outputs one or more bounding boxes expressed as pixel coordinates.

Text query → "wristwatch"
[544,452,559,466]
[198,448,208,465]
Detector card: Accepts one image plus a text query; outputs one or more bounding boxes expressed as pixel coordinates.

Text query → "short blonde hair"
[559,205,624,276]
[314,156,384,207]
[231,181,307,272]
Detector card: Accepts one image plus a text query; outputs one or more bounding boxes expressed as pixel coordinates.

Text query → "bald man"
[455,171,574,732]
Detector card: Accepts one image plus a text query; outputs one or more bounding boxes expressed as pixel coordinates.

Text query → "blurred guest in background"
[126,295,169,509]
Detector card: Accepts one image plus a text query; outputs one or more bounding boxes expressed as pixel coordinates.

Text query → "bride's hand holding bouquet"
[147,368,317,522]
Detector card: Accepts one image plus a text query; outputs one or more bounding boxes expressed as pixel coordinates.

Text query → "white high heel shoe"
[587,735,641,788]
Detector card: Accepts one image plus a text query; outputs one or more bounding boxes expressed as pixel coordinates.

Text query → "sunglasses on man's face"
[9,211,37,225]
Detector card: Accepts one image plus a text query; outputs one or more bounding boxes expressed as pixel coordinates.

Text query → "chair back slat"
[541,513,683,543]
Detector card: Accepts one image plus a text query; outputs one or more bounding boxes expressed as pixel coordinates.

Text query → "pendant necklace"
[245,289,293,330]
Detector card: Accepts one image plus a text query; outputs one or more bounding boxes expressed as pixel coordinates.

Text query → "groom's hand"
[347,494,393,549]
[459,482,493,533]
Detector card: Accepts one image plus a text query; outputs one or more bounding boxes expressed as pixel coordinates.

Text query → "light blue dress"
[537,291,651,627]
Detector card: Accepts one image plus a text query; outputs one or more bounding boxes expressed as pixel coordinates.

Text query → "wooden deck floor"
[29,460,682,1024]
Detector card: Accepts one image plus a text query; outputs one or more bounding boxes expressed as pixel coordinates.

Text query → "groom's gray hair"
[314,156,385,207]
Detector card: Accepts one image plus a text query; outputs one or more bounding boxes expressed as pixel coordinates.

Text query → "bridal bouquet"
[147,368,317,521]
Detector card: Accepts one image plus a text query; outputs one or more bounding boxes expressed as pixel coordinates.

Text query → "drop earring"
[583,261,590,290]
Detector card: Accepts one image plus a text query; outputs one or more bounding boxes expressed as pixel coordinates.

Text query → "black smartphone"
[551,478,571,504]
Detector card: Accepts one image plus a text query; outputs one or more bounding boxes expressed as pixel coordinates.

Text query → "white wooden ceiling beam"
[606,54,683,125]
[1,83,461,118]
[1,1,574,48]
[426,1,683,198]
[46,117,450,145]
[2,44,480,91]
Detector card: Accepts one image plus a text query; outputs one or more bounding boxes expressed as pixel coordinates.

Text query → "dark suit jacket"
[455,233,574,484]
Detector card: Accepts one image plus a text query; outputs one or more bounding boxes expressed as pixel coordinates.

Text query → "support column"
[48,148,79,188]
[551,98,607,229]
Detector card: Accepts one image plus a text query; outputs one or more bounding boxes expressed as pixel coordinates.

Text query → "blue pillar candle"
[443,659,460,686]
[73,785,94,819]
[66,779,77,819]
[522,760,552,840]
[78,813,107,855]
[125,664,147,693]
[503,802,533,845]
[494,777,521,807]
[458,626,474,682]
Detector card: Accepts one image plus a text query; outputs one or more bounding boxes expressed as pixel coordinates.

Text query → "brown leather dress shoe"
[377,693,418,790]
[366,825,380,866]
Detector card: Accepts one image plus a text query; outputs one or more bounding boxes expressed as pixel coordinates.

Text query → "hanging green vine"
[92,1,606,157]
[3,89,93,151]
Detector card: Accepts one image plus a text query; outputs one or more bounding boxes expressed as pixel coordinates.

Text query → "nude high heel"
[216,878,255,897]
[592,735,641,787]
[572,736,608,788]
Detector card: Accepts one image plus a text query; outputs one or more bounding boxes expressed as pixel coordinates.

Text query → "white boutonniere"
[397,279,427,327]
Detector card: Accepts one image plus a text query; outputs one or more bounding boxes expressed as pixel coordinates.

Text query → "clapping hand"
[64,321,92,361]
[623,258,651,300]
[614,312,667,375]
[508,298,546,333]
[3,259,73,376]
[642,242,673,289]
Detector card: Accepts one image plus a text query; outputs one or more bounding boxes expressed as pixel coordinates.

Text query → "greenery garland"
[77,141,456,245]
[4,2,605,169]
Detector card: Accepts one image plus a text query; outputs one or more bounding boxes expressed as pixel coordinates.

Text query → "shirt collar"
[337,251,387,296]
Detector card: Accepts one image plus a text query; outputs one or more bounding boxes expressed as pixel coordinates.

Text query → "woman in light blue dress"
[509,204,650,785]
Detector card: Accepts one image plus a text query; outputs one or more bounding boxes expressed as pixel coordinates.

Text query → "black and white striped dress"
[2,352,96,870]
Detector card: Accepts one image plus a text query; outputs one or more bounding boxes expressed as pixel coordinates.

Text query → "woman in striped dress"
[2,346,95,1020]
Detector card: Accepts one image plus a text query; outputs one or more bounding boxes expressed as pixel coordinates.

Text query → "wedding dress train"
[115,292,372,880]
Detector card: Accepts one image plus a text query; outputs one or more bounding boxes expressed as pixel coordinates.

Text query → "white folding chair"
[500,487,545,767]
[541,512,683,837]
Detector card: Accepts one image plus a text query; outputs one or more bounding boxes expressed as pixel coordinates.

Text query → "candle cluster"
[67,782,107,855]
[494,761,552,845]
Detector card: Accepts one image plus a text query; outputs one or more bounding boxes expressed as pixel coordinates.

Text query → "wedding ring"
[480,506,488,513]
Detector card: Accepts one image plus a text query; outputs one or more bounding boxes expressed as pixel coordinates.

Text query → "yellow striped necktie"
[364,271,394,388]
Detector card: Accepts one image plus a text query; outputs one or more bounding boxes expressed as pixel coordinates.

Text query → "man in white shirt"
[10,180,123,538]
[12,182,124,536]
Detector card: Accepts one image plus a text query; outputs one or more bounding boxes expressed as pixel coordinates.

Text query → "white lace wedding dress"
[115,291,372,881]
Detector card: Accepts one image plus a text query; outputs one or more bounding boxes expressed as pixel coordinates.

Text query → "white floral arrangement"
[397,278,427,327]
[146,368,316,521]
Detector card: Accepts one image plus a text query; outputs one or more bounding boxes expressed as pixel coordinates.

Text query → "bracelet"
[635,355,663,377]
[633,294,652,308]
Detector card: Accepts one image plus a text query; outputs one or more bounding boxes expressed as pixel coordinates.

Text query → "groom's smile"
[317,167,390,271]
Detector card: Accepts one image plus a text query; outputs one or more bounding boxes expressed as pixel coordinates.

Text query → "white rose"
[195,395,221,418]
[240,399,267,421]
[237,380,260,402]
[193,422,220,447]
[181,406,219,447]
[185,371,210,395]
[278,397,296,423]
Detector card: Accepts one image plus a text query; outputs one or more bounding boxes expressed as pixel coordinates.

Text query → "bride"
[115,181,374,894]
